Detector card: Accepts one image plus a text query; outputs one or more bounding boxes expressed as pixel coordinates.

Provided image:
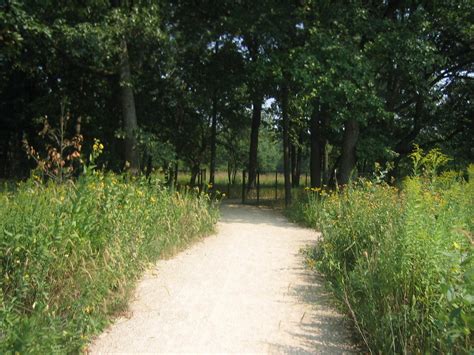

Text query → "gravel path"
[90,203,354,354]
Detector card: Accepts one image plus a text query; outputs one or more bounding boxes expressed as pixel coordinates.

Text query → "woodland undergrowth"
[290,148,473,354]
[0,166,219,353]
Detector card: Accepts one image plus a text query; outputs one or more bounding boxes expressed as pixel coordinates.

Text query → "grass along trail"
[89,203,354,354]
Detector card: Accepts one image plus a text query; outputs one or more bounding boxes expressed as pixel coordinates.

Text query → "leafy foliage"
[291,153,474,353]
[0,170,219,353]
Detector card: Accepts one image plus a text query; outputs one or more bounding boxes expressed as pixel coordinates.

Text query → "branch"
[421,128,464,148]
[428,61,474,88]
[53,44,117,77]
[342,283,372,354]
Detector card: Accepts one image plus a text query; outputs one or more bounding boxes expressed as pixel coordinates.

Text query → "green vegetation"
[0,171,219,353]
[291,151,473,353]
[1,1,472,353]
[1,1,472,203]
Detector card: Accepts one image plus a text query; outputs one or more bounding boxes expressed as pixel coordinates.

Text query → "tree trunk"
[310,105,323,188]
[391,96,423,179]
[338,119,359,185]
[295,132,303,186]
[322,140,329,185]
[290,143,297,187]
[209,92,217,186]
[209,41,219,186]
[291,132,303,187]
[168,164,175,187]
[190,163,200,186]
[174,162,178,187]
[322,113,329,185]
[247,94,262,190]
[145,154,152,179]
[281,84,291,206]
[119,40,140,174]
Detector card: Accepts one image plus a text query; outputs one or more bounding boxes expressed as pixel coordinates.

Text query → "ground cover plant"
[291,149,473,353]
[0,168,219,353]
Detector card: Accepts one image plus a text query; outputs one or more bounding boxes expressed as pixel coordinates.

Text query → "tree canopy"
[1,0,472,194]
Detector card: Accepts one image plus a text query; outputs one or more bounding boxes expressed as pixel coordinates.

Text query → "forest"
[1,0,472,196]
[1,0,473,353]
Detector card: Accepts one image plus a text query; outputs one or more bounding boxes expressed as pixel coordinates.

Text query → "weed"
[0,171,219,353]
[291,151,473,353]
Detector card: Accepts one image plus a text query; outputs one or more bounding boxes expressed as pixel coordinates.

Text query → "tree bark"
[190,163,200,186]
[174,162,178,187]
[295,141,303,187]
[295,133,303,187]
[247,94,262,190]
[290,143,296,187]
[291,132,303,187]
[281,83,291,206]
[310,105,323,188]
[322,113,329,185]
[209,92,217,186]
[145,154,152,179]
[338,119,359,185]
[209,41,219,186]
[322,139,329,185]
[119,40,140,174]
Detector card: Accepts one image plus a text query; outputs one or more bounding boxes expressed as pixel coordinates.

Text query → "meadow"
[174,170,309,204]
[290,151,473,353]
[0,171,219,353]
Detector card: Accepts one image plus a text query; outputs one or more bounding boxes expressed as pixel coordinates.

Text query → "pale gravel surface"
[89,203,355,354]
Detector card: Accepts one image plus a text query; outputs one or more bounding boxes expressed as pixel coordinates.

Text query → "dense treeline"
[1,1,473,200]
[1,2,473,352]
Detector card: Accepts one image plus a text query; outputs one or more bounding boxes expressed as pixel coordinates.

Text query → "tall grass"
[0,172,219,353]
[175,171,308,201]
[290,161,473,353]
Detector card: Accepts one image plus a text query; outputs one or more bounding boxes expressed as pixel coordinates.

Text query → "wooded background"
[1,0,472,203]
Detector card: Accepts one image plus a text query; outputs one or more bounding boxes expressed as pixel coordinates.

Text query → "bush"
[0,172,219,353]
[291,162,473,353]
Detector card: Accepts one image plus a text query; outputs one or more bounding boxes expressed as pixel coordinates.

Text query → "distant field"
[173,170,310,202]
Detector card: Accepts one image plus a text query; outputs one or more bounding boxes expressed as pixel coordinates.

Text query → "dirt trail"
[90,203,354,354]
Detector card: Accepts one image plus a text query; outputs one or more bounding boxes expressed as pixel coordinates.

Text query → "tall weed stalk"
[0,172,219,353]
[292,153,473,353]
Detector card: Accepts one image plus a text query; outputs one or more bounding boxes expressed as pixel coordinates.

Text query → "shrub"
[292,161,473,353]
[0,172,219,353]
